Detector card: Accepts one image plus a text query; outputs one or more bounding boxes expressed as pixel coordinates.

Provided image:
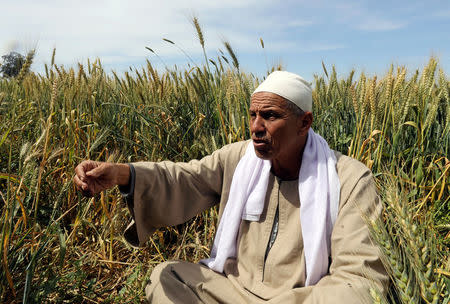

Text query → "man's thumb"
[86,165,103,178]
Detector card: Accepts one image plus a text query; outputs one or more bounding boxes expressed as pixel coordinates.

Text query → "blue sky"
[1,0,449,80]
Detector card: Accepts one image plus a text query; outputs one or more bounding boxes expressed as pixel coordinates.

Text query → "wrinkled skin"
[73,160,130,197]
[249,92,313,180]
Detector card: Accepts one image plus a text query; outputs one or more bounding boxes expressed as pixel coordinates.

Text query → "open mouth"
[252,140,270,150]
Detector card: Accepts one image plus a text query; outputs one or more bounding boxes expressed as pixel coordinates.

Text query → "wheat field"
[0,24,449,303]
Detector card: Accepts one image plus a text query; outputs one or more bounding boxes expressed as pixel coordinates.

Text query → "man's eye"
[263,112,278,119]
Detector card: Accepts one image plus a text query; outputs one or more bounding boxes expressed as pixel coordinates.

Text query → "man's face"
[249,92,305,161]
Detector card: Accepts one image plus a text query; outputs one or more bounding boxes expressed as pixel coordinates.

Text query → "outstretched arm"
[124,141,248,246]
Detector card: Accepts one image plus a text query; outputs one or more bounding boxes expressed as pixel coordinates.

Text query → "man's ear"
[297,112,313,135]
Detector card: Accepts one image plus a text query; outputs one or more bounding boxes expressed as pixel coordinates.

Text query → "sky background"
[1,0,449,80]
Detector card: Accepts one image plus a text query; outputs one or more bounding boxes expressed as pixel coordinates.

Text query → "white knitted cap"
[252,71,312,112]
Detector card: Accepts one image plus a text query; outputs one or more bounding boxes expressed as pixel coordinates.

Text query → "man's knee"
[147,261,181,295]
[149,260,179,284]
[146,261,203,304]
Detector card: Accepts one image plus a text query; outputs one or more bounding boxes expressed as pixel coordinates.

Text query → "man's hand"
[73,161,130,197]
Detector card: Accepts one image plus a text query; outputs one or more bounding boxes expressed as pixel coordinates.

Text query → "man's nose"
[251,116,265,137]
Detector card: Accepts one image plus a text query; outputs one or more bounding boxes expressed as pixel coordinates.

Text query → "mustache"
[252,131,269,143]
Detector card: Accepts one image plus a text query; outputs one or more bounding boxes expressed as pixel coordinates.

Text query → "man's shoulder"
[333,151,375,204]
[214,140,250,160]
[333,151,371,178]
[210,140,251,188]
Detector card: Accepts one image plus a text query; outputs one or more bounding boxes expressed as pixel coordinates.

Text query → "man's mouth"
[252,139,270,149]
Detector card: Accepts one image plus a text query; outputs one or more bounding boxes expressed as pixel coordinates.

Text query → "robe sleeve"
[270,165,389,303]
[123,142,247,247]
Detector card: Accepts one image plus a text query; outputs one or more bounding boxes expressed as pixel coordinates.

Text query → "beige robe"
[124,140,389,303]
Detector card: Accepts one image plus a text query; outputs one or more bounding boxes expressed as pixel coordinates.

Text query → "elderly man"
[74,71,388,303]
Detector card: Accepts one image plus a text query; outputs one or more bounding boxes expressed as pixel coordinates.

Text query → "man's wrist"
[115,163,131,186]
[118,164,135,202]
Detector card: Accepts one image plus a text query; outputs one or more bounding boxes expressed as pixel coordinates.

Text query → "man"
[74,71,388,303]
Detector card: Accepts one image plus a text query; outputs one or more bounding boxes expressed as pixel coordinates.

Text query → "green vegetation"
[0,51,27,78]
[0,23,448,303]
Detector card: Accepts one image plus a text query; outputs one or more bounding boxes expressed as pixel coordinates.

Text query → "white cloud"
[357,18,406,31]
[300,43,345,52]
[285,20,315,28]
[0,0,281,72]
[331,1,407,31]
[0,40,21,55]
[433,9,450,18]
[1,0,446,76]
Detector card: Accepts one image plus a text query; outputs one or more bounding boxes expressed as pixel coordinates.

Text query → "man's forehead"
[250,92,288,109]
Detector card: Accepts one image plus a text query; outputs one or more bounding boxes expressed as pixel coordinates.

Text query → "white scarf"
[201,128,340,286]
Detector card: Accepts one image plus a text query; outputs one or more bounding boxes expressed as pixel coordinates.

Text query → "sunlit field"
[0,23,449,303]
